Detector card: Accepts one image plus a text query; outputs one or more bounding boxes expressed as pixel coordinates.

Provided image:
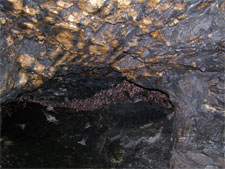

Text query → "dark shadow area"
[1,82,174,168]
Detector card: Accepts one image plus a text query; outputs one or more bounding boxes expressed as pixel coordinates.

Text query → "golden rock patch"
[142,17,153,25]
[221,0,225,13]
[204,104,217,112]
[100,1,114,16]
[44,15,55,23]
[174,3,186,11]
[77,42,85,50]
[18,54,35,68]
[54,21,80,32]
[169,18,179,26]
[56,30,74,50]
[65,11,90,26]
[23,5,40,16]
[18,71,28,86]
[117,0,131,9]
[33,78,43,86]
[23,22,34,29]
[40,0,63,14]
[134,0,145,3]
[37,36,45,41]
[34,64,45,74]
[8,0,23,10]
[154,20,163,28]
[128,9,138,21]
[56,0,74,9]
[197,2,209,10]
[89,44,110,55]
[157,2,172,12]
[148,0,161,10]
[150,30,166,42]
[78,0,106,13]
[112,40,119,48]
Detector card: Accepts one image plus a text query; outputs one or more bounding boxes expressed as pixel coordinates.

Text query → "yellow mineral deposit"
[204,104,217,112]
[54,21,80,32]
[154,20,164,28]
[174,3,186,11]
[134,0,146,3]
[31,17,38,23]
[148,0,161,10]
[56,0,74,9]
[197,2,209,10]
[221,1,225,12]
[40,0,63,14]
[67,12,82,23]
[40,51,46,57]
[150,30,166,42]
[169,18,179,27]
[143,17,153,26]
[78,0,106,13]
[117,0,131,9]
[18,54,35,68]
[178,14,187,20]
[18,71,28,86]
[100,1,113,16]
[191,61,197,67]
[112,40,119,48]
[66,11,90,26]
[37,36,45,41]
[128,9,138,21]
[88,56,96,63]
[32,79,43,87]
[56,30,74,50]
[44,15,55,23]
[31,74,44,87]
[148,54,176,63]
[23,22,34,29]
[88,44,110,56]
[157,2,172,12]
[23,5,40,16]
[77,42,85,50]
[34,63,46,74]
[8,0,23,10]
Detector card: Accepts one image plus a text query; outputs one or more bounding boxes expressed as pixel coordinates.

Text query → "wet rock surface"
[0,0,225,168]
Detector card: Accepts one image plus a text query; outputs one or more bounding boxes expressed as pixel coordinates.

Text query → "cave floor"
[1,100,173,168]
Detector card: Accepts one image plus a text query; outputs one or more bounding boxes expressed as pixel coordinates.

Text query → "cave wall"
[0,0,225,168]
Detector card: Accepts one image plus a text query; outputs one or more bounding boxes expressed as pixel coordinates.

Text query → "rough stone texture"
[0,0,225,168]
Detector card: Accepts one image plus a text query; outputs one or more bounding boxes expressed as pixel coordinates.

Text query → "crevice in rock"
[1,79,174,168]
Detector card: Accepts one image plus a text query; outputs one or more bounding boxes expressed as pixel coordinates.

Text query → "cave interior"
[1,67,174,168]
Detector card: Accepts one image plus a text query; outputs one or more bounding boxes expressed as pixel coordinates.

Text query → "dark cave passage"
[1,81,174,168]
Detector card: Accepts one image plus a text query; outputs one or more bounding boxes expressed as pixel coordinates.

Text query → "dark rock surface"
[0,0,225,168]
[1,94,173,168]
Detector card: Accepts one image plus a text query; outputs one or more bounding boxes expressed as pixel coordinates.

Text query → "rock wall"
[0,0,224,168]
